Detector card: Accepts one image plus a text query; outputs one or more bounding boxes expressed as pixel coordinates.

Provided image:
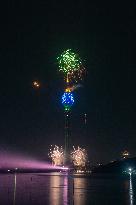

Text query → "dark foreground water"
[0,172,135,205]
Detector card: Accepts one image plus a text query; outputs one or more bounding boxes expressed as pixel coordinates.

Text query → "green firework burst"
[57,49,82,74]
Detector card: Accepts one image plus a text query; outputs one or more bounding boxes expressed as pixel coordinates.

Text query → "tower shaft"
[64,111,70,164]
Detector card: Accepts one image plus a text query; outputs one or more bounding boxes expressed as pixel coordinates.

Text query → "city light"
[121,150,130,159]
[32,81,40,88]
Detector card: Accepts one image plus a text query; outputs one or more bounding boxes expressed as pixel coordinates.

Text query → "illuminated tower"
[57,49,85,165]
[61,90,74,164]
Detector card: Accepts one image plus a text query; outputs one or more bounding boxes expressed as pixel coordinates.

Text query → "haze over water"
[0,172,135,205]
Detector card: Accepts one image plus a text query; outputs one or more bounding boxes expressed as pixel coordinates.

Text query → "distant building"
[121,150,130,159]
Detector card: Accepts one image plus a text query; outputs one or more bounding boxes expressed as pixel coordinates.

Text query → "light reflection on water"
[73,177,87,205]
[49,174,87,205]
[0,173,135,205]
[49,173,68,205]
[13,173,16,205]
[129,175,133,205]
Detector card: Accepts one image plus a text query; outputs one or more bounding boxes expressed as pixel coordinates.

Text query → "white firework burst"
[48,145,64,166]
[71,146,87,168]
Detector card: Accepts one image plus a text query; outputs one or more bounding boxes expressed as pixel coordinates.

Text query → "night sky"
[0,1,136,164]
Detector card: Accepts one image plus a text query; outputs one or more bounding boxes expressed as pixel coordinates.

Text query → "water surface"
[0,172,135,205]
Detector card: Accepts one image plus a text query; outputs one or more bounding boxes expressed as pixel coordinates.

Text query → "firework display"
[57,49,85,83]
[57,49,81,73]
[71,146,87,168]
[48,48,87,168]
[61,91,74,111]
[48,145,64,166]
